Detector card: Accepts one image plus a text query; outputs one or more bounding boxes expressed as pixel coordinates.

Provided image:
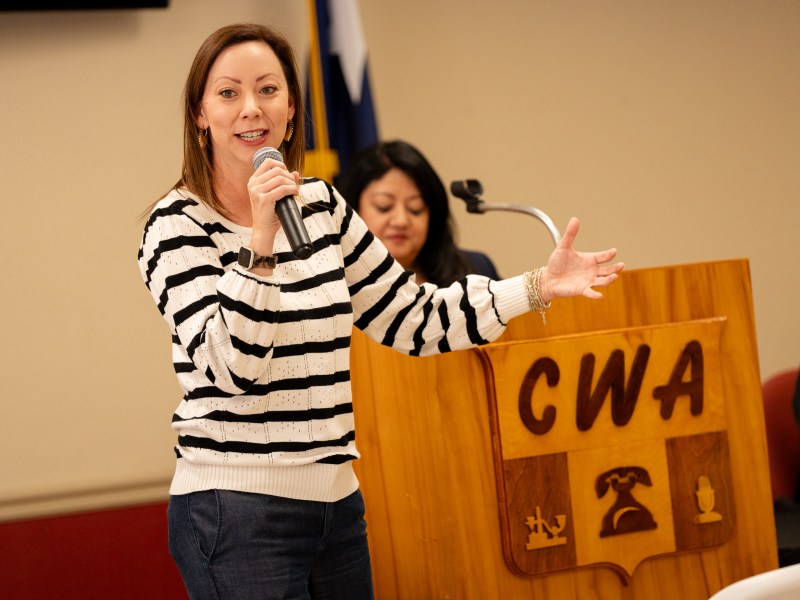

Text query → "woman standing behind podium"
[137,22,624,600]
[337,140,499,286]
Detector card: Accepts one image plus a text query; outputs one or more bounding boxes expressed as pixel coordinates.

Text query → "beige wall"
[0,0,797,520]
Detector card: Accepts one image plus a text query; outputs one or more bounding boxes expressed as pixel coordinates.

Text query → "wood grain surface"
[350,259,776,599]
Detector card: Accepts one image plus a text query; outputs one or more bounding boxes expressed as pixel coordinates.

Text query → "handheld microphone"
[253,147,314,259]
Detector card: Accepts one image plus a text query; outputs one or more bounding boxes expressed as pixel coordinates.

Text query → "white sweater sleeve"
[333,187,530,356]
[138,196,280,394]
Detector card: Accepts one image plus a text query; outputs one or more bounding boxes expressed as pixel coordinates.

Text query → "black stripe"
[353,268,413,330]
[487,279,504,325]
[381,285,426,347]
[183,369,351,400]
[198,220,234,236]
[278,301,352,324]
[220,250,238,268]
[349,253,396,298]
[317,454,357,464]
[172,402,353,424]
[280,267,345,294]
[139,198,197,258]
[317,233,340,254]
[458,279,490,346]
[410,295,436,356]
[265,370,351,393]
[173,295,217,329]
[272,335,351,359]
[344,229,375,269]
[339,202,354,238]
[301,199,336,216]
[229,367,258,393]
[184,385,235,401]
[437,303,452,353]
[230,333,272,359]
[178,430,355,455]
[219,291,279,323]
[158,264,224,315]
[144,235,217,289]
[176,336,351,373]
[299,179,337,213]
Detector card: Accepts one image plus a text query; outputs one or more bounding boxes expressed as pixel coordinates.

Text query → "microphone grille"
[253,146,284,170]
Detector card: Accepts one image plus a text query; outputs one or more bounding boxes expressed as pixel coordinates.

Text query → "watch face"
[237,247,276,270]
[237,246,254,269]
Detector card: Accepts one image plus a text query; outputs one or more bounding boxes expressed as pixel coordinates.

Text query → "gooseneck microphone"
[450,179,562,246]
[252,147,314,259]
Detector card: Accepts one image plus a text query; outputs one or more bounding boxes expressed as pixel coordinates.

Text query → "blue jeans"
[168,489,374,600]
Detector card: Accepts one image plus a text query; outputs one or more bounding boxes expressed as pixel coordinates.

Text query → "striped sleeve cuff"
[490,275,530,323]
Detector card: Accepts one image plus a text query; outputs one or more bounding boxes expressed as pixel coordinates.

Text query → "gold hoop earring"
[284,120,294,142]
[197,128,208,150]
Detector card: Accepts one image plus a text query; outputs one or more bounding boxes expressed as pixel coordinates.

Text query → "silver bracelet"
[523,267,552,325]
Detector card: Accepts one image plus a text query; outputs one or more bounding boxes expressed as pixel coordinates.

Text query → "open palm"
[543,217,624,301]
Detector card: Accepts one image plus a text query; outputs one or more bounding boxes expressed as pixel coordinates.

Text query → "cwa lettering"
[518,340,704,435]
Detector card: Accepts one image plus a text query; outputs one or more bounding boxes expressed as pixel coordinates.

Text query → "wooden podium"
[350,259,777,599]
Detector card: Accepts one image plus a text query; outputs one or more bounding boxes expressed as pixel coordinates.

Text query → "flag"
[305,0,379,184]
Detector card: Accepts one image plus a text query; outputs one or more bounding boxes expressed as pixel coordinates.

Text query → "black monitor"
[0,1,168,10]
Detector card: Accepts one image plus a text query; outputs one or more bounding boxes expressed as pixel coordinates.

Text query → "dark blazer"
[461,249,500,280]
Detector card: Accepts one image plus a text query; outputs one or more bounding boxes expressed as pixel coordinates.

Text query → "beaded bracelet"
[523,267,552,325]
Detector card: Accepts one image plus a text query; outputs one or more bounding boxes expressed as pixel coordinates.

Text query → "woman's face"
[196,41,294,175]
[358,168,430,269]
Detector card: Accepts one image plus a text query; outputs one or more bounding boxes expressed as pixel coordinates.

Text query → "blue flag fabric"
[306,0,379,184]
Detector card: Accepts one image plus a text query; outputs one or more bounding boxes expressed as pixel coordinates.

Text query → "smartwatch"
[237,247,278,270]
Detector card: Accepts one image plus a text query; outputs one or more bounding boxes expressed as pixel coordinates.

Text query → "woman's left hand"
[541,217,624,301]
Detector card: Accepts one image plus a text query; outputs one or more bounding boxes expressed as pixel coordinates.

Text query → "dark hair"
[337,140,471,286]
[175,23,305,214]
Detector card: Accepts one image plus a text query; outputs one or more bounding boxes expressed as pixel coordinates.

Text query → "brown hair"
[174,23,305,214]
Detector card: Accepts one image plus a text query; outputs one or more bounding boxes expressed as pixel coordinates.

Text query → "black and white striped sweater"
[138,179,529,501]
